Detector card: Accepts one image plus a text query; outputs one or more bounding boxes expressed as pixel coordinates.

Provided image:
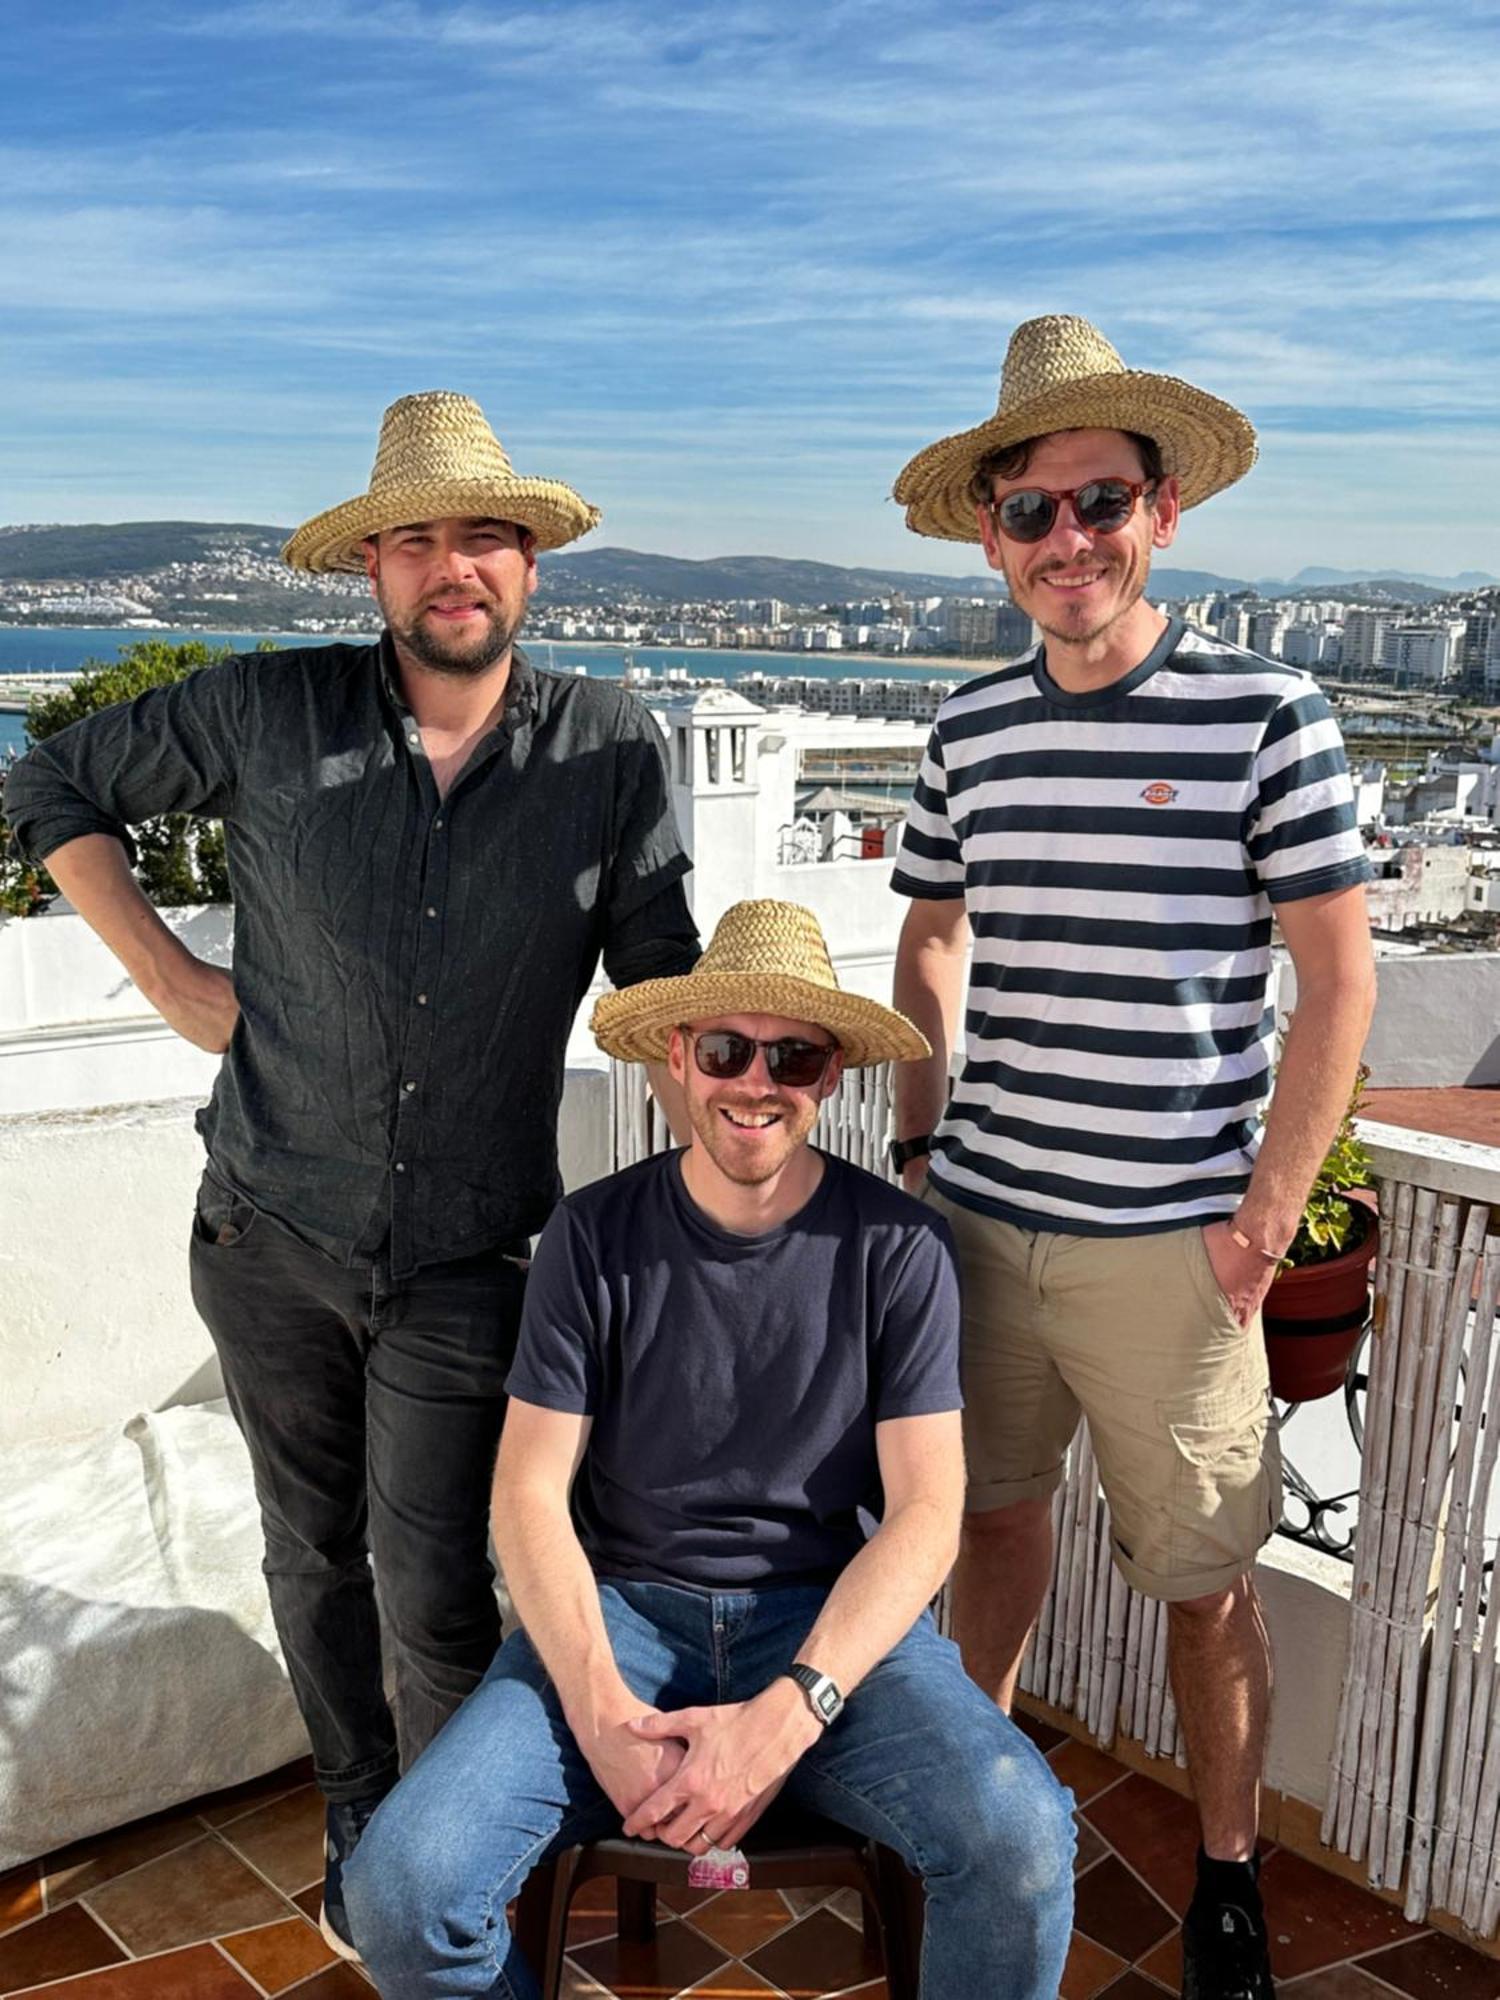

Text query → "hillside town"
[5,530,1500,958]
[1,525,1498,690]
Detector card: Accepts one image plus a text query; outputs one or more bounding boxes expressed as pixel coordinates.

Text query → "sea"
[0,626,967,758]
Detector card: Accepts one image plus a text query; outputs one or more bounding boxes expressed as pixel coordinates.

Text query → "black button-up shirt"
[5,638,700,1274]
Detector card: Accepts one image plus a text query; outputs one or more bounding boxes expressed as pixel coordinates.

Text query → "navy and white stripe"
[892,619,1371,1235]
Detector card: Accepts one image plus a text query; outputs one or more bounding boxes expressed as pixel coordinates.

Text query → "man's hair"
[967,430,1166,508]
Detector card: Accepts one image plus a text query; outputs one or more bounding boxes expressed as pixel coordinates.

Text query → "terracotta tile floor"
[4,1721,1500,1998]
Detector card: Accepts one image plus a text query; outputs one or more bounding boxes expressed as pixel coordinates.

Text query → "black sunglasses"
[989,477,1154,544]
[683,1028,837,1089]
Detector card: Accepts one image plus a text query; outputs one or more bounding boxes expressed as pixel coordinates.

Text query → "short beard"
[379,586,522,679]
[1023,550,1149,648]
[1035,581,1144,646]
[686,1090,820,1188]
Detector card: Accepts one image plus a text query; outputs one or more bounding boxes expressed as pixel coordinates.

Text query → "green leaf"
[3,638,276,916]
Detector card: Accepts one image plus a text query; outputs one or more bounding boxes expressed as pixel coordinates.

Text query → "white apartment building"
[1389,622,1464,684]
[1247,609,1287,658]
[1280,625,1326,668]
[1218,603,1254,648]
[1341,609,1390,674]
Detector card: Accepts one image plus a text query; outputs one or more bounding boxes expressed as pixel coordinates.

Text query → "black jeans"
[188,1170,526,1805]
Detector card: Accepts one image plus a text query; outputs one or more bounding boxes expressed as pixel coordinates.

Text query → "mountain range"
[0,522,1493,610]
[1269,565,1500,591]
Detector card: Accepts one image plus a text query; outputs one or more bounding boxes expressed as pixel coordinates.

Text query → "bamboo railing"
[1322,1125,1500,1931]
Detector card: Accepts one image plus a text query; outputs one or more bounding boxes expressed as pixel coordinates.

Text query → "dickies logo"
[1140,781,1178,806]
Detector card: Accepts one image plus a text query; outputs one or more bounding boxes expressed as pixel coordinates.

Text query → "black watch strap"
[888,1133,933,1172]
[782,1663,844,1726]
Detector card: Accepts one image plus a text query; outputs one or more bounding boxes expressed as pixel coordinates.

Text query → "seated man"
[346,900,1075,1999]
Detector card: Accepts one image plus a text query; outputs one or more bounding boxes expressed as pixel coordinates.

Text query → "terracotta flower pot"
[1263,1203,1379,1403]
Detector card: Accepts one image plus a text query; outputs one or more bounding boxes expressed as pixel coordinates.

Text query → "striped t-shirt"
[891,618,1372,1236]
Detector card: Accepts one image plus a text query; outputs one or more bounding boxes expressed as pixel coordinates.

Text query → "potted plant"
[1262,1062,1379,1402]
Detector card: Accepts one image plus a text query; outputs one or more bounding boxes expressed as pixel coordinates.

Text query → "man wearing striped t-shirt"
[889,316,1374,2000]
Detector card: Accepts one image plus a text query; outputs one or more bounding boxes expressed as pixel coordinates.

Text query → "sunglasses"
[683,1028,837,1089]
[988,478,1154,544]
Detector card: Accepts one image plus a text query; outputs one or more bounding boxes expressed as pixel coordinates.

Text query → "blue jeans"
[345,1580,1075,1998]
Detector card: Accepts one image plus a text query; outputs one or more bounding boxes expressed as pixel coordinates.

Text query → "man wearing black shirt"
[3,392,700,1958]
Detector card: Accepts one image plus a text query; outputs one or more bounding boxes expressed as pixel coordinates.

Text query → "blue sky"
[4,0,1499,581]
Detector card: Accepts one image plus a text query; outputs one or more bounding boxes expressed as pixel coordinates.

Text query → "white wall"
[0,907,631,1118]
[1370,952,1500,1086]
[0,1100,216,1447]
[1277,949,1500,1089]
[0,1067,613,1451]
[0,907,229,1115]
[1256,1540,1354,1807]
[0,903,231,1035]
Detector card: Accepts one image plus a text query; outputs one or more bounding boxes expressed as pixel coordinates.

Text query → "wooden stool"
[513,1803,924,1998]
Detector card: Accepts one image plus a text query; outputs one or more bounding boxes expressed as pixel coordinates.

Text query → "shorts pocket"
[1161,1376,1279,1570]
[1184,1224,1247,1331]
[1166,1380,1268,1469]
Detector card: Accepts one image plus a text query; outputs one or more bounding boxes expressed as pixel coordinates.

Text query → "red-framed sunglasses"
[988,478,1155,544]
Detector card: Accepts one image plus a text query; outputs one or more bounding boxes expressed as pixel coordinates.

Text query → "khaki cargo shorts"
[925,1181,1281,1602]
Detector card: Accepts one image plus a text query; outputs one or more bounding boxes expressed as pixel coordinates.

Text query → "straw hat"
[282,391,600,572]
[893,314,1257,543]
[592,900,930,1069]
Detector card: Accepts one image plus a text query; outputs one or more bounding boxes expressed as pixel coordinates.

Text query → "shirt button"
[408,731,420,747]
[426,906,437,918]
[416,993,429,1006]
[404,1080,416,1093]
[434,817,444,830]
[394,1162,406,1174]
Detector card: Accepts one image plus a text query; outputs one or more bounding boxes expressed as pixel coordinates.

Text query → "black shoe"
[1181,1889,1276,1999]
[320,1795,384,1964]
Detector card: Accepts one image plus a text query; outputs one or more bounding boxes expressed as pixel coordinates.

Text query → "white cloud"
[5,0,1499,571]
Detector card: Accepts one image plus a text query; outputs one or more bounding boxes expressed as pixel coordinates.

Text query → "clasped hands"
[584,1686,822,1855]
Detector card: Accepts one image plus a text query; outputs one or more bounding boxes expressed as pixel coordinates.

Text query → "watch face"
[814,1683,841,1719]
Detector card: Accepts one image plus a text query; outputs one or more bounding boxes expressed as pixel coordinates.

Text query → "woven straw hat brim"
[592,971,930,1070]
[282,477,601,573]
[894,370,1257,544]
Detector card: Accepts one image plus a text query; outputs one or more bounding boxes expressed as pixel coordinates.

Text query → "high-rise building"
[1219,604,1254,649]
[1280,626,1325,668]
[736,599,785,628]
[1247,610,1287,659]
[1460,610,1497,691]
[994,603,1035,655]
[1389,624,1458,684]
[941,600,1000,655]
[1342,610,1391,675]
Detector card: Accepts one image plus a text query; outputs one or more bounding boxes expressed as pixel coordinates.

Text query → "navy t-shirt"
[505,1149,962,1590]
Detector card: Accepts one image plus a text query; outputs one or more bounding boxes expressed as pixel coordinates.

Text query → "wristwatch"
[783,1663,845,1727]
[888,1134,932,1173]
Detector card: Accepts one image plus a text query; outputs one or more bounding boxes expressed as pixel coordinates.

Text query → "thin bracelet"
[1229,1223,1285,1265]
